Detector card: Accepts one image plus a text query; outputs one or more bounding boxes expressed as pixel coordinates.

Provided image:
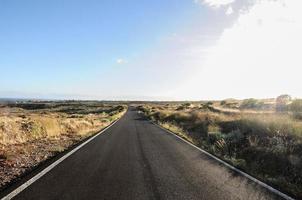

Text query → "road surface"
[3,108,284,200]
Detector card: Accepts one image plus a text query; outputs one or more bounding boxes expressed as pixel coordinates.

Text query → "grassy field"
[138,98,302,199]
[0,100,127,189]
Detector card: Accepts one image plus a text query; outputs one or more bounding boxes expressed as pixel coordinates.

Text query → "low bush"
[289,99,302,120]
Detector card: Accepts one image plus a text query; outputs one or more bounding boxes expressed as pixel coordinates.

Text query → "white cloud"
[195,0,235,8]
[116,58,127,64]
[187,0,302,99]
[225,6,233,15]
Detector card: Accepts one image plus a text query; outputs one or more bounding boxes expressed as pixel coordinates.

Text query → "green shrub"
[290,99,302,119]
[240,99,258,109]
[220,100,226,106]
[207,132,224,145]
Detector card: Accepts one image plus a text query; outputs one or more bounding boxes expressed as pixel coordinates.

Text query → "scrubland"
[0,101,126,189]
[138,97,302,198]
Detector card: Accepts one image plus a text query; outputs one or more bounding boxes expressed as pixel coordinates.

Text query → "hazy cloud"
[195,0,235,8]
[225,6,233,15]
[116,58,128,64]
[188,0,302,99]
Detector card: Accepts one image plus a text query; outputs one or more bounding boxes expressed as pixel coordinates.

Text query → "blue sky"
[0,0,200,99]
[1,0,301,100]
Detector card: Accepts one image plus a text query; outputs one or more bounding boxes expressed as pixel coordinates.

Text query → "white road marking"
[1,117,122,200]
[151,121,295,200]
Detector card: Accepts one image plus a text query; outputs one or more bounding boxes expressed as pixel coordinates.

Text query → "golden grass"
[159,122,196,144]
[0,105,127,145]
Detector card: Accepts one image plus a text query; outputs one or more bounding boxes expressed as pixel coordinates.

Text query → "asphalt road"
[7,107,283,200]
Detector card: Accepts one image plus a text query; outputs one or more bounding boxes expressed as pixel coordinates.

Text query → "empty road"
[3,108,284,200]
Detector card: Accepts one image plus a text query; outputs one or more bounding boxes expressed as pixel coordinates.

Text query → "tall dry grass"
[0,104,126,145]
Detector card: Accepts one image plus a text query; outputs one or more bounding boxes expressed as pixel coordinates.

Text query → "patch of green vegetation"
[240,98,264,110]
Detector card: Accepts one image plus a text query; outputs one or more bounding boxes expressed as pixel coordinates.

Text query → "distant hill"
[0,98,32,103]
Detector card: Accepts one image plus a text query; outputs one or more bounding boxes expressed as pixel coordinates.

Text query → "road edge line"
[1,116,123,200]
[150,121,295,200]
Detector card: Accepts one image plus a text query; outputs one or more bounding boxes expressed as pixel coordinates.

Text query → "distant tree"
[276,94,291,112]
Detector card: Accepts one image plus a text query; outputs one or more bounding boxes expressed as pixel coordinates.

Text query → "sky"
[0,0,301,100]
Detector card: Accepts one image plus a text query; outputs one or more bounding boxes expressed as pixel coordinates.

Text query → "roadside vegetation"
[138,95,302,199]
[0,101,127,189]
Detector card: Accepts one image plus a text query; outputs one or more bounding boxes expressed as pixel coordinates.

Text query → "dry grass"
[159,122,195,144]
[138,101,302,199]
[0,101,127,189]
